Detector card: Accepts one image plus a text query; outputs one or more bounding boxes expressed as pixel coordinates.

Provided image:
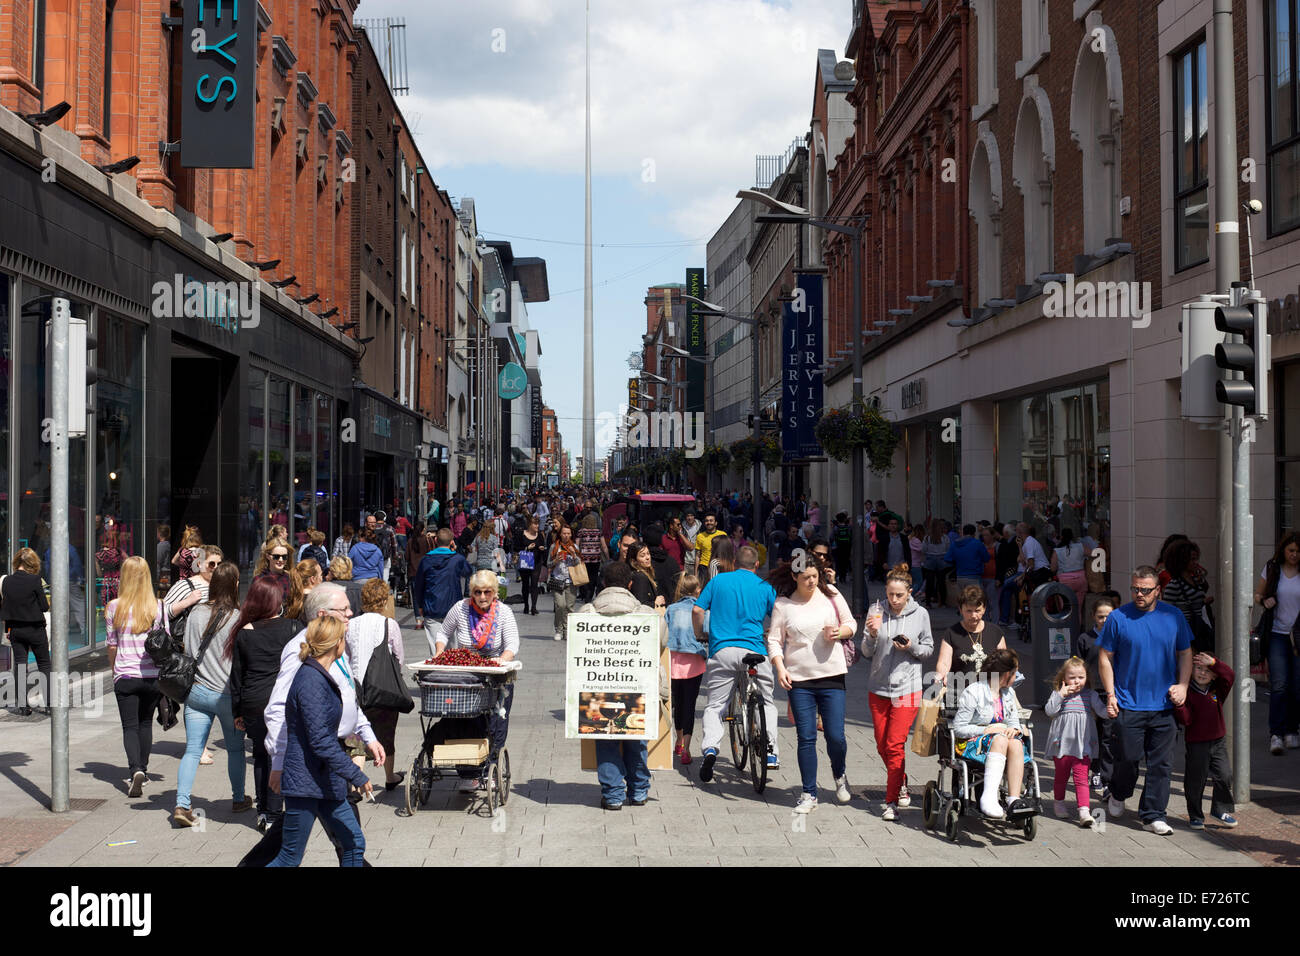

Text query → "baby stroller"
[922,705,1043,843]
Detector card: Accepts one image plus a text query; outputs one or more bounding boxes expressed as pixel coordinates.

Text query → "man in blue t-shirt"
[691,545,778,783]
[1097,566,1193,834]
[945,524,987,597]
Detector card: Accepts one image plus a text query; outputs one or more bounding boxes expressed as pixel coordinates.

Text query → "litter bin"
[1025,581,1080,706]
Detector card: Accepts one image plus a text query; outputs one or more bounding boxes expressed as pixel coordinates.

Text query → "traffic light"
[1214,300,1269,417]
[45,296,99,438]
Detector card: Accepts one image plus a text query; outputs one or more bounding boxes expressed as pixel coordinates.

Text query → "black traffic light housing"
[1214,301,1269,416]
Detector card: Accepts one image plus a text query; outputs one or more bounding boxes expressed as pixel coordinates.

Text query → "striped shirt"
[106,599,163,681]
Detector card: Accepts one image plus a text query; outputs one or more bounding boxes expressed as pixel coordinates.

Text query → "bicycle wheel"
[497,748,511,806]
[727,686,748,769]
[746,693,768,794]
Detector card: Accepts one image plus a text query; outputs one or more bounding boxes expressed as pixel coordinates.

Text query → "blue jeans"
[269,795,366,867]
[176,682,245,810]
[1109,708,1176,823]
[1268,632,1300,737]
[998,576,1019,624]
[594,740,650,805]
[788,685,847,796]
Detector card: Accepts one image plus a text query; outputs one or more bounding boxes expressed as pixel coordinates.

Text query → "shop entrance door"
[170,343,231,545]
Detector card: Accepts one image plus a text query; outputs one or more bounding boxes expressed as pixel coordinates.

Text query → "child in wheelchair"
[949,648,1039,820]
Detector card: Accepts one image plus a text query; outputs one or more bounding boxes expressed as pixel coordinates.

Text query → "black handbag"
[359,628,415,713]
[157,614,223,703]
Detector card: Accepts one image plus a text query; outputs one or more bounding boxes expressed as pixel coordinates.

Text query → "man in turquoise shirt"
[691,545,778,782]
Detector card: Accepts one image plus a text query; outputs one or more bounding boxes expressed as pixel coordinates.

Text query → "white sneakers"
[880,803,897,821]
[127,771,146,798]
[1077,807,1094,827]
[1271,735,1286,755]
[794,793,818,814]
[553,632,563,642]
[1108,796,1125,818]
[897,783,911,808]
[1286,734,1300,750]
[1143,819,1173,836]
[834,775,852,804]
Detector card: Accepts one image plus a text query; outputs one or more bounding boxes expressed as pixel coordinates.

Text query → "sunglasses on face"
[472,588,496,595]
[271,553,287,561]
[205,561,219,569]
[1131,585,1158,595]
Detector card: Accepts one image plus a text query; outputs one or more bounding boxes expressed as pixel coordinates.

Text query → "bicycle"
[722,652,770,793]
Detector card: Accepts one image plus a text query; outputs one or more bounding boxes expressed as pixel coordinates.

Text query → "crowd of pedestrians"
[7,481,1286,864]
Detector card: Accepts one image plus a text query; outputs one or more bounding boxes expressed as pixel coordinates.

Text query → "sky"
[354,0,847,461]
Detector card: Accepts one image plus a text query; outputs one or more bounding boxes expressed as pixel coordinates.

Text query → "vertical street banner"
[530,387,543,451]
[181,0,258,168]
[565,613,660,740]
[686,267,706,413]
[782,272,824,462]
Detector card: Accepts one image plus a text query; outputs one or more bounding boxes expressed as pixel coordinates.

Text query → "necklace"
[958,623,987,671]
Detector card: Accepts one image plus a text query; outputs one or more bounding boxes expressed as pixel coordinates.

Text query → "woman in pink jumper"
[767,561,857,813]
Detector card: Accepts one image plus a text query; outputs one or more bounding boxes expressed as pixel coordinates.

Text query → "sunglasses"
[205,561,219,569]
[1131,585,1158,595]
[271,553,288,561]
[471,588,496,595]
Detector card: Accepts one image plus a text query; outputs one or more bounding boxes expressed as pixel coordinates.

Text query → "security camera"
[1243,199,1263,215]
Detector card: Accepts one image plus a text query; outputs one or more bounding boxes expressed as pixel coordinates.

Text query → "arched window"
[1013,86,1055,282]
[969,124,1004,305]
[1070,18,1124,253]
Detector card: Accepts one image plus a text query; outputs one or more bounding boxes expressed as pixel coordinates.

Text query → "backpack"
[833,524,852,546]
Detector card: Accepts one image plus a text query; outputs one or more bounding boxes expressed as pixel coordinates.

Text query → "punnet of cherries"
[423,649,500,667]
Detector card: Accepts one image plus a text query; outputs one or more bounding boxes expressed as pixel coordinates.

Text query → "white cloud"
[368,0,845,216]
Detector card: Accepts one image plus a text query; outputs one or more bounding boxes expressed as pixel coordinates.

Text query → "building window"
[1013,93,1054,282]
[1174,38,1209,270]
[1070,24,1123,254]
[970,129,1003,305]
[400,230,408,299]
[32,0,46,100]
[1017,0,1049,76]
[1277,363,1300,533]
[293,384,313,543]
[973,0,998,114]
[399,330,408,405]
[103,1,115,139]
[1267,0,1300,235]
[314,393,334,539]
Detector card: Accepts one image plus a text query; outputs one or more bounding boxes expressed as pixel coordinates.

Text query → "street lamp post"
[736,190,869,616]
[682,295,762,554]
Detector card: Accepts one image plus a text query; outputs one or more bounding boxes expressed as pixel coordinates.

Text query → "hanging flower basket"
[729,434,782,471]
[814,400,901,475]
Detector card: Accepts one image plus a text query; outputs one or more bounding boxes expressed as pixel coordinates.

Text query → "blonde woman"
[2,548,50,716]
[253,539,293,610]
[328,555,364,616]
[268,616,371,867]
[105,555,163,796]
[346,578,408,790]
[171,526,203,582]
[284,558,322,622]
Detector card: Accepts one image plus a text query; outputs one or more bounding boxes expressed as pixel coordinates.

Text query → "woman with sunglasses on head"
[254,540,293,611]
[430,569,520,792]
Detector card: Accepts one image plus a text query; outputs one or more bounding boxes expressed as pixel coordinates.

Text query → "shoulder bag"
[359,622,415,713]
[156,608,224,703]
[832,592,858,667]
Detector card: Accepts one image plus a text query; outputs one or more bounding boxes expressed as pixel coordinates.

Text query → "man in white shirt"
[264,584,384,793]
[1016,522,1047,575]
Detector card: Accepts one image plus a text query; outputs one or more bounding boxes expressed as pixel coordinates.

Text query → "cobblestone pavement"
[1,585,1281,867]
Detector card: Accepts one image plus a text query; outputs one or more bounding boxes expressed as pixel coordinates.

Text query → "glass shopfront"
[244,368,338,564]
[996,380,1111,535]
[903,417,962,527]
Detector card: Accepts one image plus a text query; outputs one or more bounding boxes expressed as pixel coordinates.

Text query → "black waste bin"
[1025,581,1080,707]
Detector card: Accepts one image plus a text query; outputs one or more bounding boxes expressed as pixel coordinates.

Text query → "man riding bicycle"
[692,545,779,782]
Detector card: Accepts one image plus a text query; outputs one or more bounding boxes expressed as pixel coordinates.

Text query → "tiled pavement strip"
[0,585,1289,867]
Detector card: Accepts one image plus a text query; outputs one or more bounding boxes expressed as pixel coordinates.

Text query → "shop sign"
[901,378,925,410]
[498,362,527,400]
[686,267,706,413]
[781,273,824,462]
[181,0,258,168]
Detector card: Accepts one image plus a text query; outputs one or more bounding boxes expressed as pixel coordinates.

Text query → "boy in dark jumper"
[1173,652,1238,829]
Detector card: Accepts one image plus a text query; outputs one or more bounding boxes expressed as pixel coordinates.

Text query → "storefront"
[343,385,423,527]
[0,144,356,655]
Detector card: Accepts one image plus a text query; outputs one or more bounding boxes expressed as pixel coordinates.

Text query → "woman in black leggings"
[1,549,52,715]
[665,573,707,764]
[516,517,546,615]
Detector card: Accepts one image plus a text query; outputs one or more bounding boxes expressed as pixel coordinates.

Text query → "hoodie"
[860,596,934,699]
[648,546,681,601]
[412,548,473,618]
[577,587,669,702]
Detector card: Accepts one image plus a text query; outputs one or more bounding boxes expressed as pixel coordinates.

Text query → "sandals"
[199,749,214,765]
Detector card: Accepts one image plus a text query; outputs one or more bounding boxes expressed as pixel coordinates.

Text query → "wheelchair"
[922,705,1043,843]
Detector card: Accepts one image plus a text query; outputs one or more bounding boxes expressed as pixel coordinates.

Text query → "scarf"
[467,598,500,652]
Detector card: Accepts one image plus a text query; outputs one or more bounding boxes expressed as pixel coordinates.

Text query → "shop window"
[315,393,334,540]
[267,376,290,538]
[242,369,266,569]
[0,276,9,560]
[1276,364,1300,533]
[17,284,89,650]
[93,313,144,641]
[293,383,313,544]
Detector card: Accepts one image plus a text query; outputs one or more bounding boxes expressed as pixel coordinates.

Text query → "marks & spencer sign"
[181,0,257,168]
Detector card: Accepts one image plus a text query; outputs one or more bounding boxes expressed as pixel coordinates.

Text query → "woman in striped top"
[106,556,164,798]
[1161,539,1214,654]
